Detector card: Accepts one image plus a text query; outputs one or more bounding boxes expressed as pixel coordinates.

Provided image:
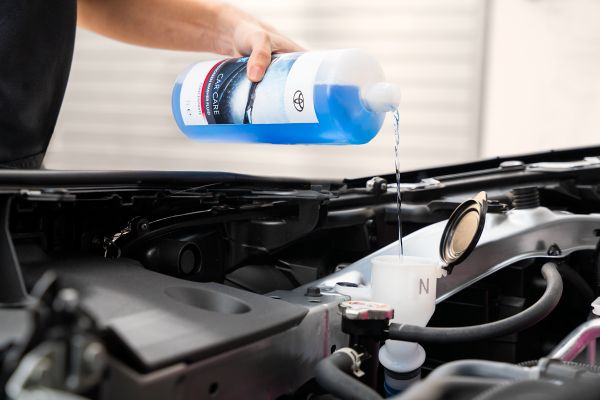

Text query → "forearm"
[77,0,236,55]
[78,0,303,81]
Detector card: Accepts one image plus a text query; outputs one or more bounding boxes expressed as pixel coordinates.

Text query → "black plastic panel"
[0,170,336,189]
[21,257,308,372]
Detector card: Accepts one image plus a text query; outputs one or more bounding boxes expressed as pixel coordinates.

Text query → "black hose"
[426,360,530,381]
[390,376,503,400]
[474,376,600,400]
[388,263,563,343]
[593,238,600,295]
[472,380,558,400]
[315,350,382,400]
[544,378,600,400]
[554,360,600,374]
[14,388,91,400]
[556,263,595,305]
[518,359,600,374]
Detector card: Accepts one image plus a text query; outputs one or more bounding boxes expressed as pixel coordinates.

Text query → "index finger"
[247,33,272,82]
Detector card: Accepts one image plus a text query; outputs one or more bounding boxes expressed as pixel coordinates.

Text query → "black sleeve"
[0,0,77,168]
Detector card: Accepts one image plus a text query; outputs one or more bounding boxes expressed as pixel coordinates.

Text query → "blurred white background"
[483,0,600,156]
[44,0,600,178]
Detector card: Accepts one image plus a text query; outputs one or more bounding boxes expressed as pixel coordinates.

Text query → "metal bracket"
[335,347,366,378]
[527,157,600,172]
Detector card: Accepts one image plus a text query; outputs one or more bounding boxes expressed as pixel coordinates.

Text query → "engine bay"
[3,148,600,399]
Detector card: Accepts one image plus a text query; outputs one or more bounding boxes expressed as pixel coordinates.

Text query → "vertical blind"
[45,0,488,179]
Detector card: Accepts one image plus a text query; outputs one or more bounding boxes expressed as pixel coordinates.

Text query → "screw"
[366,177,387,194]
[54,288,79,313]
[499,160,525,169]
[136,219,149,233]
[305,287,322,297]
[82,342,106,375]
[547,243,562,256]
[30,357,52,384]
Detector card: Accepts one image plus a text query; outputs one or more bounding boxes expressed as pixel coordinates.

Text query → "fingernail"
[248,66,262,82]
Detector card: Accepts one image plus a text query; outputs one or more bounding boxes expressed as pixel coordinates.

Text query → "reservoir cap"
[439,191,488,273]
[339,300,394,321]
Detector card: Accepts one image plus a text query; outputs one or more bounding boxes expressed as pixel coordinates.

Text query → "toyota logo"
[293,90,304,112]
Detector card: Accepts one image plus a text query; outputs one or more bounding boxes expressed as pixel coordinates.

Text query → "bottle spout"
[363,82,401,113]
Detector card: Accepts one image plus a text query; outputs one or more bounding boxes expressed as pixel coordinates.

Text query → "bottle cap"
[363,82,401,113]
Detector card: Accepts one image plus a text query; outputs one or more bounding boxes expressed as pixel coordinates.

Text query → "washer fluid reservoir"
[371,191,489,394]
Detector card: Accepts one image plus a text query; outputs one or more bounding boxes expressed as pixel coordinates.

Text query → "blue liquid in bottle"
[172,82,385,145]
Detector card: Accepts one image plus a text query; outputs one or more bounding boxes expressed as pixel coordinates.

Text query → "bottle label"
[179,52,325,126]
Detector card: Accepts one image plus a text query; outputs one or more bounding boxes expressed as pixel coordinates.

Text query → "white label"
[179,61,216,126]
[178,53,325,126]
[284,51,325,123]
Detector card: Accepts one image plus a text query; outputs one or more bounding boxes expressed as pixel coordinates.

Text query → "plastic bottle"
[172,49,399,144]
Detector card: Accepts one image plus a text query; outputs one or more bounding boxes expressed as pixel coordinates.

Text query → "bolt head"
[31,357,52,383]
[54,288,79,313]
[83,342,107,374]
[366,177,388,194]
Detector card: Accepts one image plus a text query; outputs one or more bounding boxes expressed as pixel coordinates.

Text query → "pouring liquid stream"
[393,109,403,257]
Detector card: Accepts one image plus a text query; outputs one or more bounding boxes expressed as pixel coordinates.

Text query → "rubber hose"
[390,376,504,400]
[388,263,563,343]
[475,377,600,400]
[554,360,600,374]
[13,388,91,400]
[556,263,595,305]
[426,360,530,381]
[543,377,600,400]
[315,350,382,400]
[472,380,558,400]
[593,238,600,295]
[518,359,600,374]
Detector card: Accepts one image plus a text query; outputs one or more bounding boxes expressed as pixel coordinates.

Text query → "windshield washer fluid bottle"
[172,49,400,144]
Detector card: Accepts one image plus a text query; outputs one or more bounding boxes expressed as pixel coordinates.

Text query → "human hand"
[215,4,304,82]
